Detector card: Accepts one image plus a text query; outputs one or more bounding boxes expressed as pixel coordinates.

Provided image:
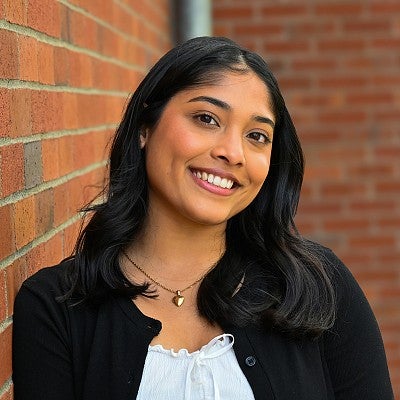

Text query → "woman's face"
[142,70,275,228]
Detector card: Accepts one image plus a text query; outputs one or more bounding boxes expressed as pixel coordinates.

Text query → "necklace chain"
[122,250,218,295]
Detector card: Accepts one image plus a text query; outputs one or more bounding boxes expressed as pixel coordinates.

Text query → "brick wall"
[214,0,400,395]
[0,1,171,397]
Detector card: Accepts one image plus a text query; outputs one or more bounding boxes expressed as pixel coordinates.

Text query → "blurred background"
[0,0,399,398]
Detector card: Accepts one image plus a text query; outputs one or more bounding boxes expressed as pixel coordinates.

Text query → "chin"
[184,209,234,227]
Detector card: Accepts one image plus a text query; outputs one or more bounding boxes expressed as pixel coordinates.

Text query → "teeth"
[192,170,234,189]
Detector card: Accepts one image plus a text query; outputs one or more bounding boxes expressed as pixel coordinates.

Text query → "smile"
[191,170,235,189]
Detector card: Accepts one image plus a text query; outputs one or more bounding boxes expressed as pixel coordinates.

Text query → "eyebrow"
[188,96,275,128]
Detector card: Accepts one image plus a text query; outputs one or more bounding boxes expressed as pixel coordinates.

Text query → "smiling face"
[142,70,275,228]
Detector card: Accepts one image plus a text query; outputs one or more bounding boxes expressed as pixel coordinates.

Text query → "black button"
[245,356,256,367]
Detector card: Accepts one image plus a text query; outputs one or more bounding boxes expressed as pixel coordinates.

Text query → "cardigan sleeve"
[12,267,76,400]
[322,251,394,399]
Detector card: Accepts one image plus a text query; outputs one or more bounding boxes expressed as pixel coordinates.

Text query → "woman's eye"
[196,113,218,126]
[247,131,271,144]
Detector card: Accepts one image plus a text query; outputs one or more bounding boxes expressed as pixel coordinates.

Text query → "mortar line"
[0,19,146,72]
[58,0,165,53]
[0,317,13,334]
[0,378,12,397]
[113,0,171,39]
[0,160,107,208]
[0,212,83,272]
[0,78,130,96]
[0,123,117,147]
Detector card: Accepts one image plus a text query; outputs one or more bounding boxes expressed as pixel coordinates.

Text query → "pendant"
[173,290,184,307]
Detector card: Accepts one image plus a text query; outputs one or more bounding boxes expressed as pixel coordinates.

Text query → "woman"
[13,37,394,399]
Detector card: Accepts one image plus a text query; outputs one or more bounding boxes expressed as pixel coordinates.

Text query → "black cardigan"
[12,249,394,399]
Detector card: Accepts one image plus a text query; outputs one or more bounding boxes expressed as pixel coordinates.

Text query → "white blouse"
[137,333,255,399]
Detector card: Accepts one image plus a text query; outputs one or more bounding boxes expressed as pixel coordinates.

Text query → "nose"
[210,129,245,166]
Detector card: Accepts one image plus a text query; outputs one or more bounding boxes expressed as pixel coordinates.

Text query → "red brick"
[315,3,364,15]
[354,269,399,284]
[0,143,24,197]
[295,21,337,36]
[31,91,63,133]
[278,76,311,90]
[318,110,367,124]
[372,74,400,86]
[25,243,46,276]
[0,205,15,259]
[292,58,337,71]
[344,20,390,34]
[262,5,307,17]
[53,182,71,226]
[324,218,370,231]
[41,138,60,182]
[0,324,12,388]
[350,164,395,178]
[372,38,400,49]
[41,233,64,266]
[0,89,11,138]
[4,0,27,25]
[375,182,400,194]
[375,146,400,159]
[233,23,283,36]
[377,217,400,229]
[62,92,79,129]
[72,133,95,170]
[37,42,55,85]
[18,35,39,82]
[319,75,368,88]
[380,287,400,299]
[27,0,61,37]
[214,6,252,19]
[70,10,98,50]
[35,189,54,236]
[63,222,80,257]
[0,30,18,79]
[346,92,393,105]
[264,40,309,53]
[6,257,27,316]
[370,3,400,13]
[0,270,6,322]
[10,89,31,138]
[349,235,396,249]
[53,46,70,85]
[298,201,342,215]
[316,147,366,162]
[318,39,366,52]
[320,182,367,197]
[58,136,74,176]
[14,196,35,249]
[349,200,396,213]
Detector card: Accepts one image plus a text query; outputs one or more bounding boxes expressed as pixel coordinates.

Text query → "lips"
[191,169,235,189]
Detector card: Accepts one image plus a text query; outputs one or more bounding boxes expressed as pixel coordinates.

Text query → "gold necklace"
[122,250,219,307]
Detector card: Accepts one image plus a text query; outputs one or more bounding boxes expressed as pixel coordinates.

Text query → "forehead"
[173,71,275,119]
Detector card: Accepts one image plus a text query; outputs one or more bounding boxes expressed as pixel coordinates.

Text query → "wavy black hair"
[65,37,336,338]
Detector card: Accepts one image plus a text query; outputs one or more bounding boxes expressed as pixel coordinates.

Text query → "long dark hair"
[65,37,335,338]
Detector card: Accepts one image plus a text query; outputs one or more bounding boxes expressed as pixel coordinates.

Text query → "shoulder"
[14,258,75,320]
[18,258,73,298]
[304,241,359,300]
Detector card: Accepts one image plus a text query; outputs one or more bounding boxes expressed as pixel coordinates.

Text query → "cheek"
[248,153,271,187]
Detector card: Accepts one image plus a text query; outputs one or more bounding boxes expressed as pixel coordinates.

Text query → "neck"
[126,211,226,281]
